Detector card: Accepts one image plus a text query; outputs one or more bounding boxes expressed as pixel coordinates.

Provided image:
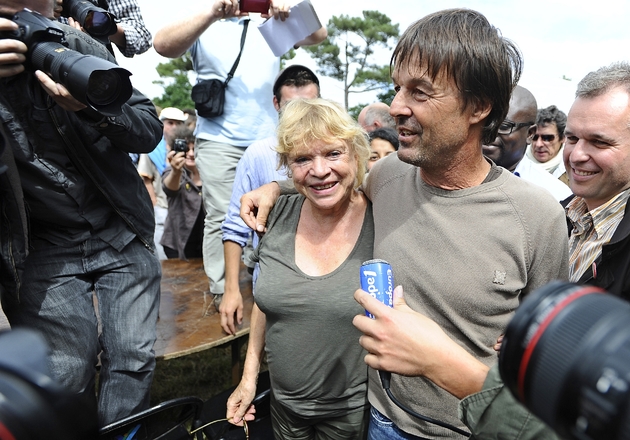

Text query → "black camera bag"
[191,20,249,118]
[191,79,226,118]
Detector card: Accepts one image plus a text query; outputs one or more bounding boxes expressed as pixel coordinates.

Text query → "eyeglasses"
[532,134,556,142]
[497,120,534,135]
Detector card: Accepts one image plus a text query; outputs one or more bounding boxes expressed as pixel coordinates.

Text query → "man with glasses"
[526,105,569,180]
[483,86,572,201]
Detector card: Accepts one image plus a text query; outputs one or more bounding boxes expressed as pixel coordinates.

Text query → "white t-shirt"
[191,17,278,146]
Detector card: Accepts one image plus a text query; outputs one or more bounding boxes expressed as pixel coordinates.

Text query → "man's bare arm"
[153,0,243,58]
[221,240,245,335]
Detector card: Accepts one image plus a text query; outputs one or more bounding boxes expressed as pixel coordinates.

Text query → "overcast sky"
[116,0,630,114]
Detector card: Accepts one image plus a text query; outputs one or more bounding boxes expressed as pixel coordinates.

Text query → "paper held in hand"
[257,0,323,57]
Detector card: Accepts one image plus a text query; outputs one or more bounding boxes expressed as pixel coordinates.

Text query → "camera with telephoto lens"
[172,139,189,154]
[499,281,630,440]
[1,9,132,116]
[61,0,117,41]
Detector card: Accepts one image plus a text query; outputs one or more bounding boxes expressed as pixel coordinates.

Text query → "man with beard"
[483,85,572,201]
[238,9,569,439]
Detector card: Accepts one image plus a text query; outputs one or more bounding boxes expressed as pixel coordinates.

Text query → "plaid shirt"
[567,188,630,282]
[108,0,152,57]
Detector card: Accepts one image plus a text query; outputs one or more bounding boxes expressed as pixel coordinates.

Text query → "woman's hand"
[166,150,186,172]
[226,378,258,426]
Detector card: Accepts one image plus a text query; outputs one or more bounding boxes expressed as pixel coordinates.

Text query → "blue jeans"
[368,407,430,440]
[2,236,161,426]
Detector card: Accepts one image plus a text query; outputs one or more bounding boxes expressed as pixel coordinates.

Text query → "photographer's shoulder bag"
[191,20,250,118]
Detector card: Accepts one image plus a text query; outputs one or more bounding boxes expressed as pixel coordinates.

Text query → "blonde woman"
[227,99,373,439]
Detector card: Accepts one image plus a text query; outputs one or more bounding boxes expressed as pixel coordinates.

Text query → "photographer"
[0,0,162,427]
[161,126,205,260]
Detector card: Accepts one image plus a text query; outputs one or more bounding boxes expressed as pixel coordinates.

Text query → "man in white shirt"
[483,85,572,201]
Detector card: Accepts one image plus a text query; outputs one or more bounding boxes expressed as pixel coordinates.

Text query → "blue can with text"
[360,259,394,318]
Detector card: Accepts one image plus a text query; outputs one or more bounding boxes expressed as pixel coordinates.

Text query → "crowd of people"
[1,0,630,439]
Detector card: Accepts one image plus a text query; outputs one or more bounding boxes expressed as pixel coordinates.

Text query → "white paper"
[257,0,323,57]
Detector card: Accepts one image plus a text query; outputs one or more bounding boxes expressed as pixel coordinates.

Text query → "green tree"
[304,10,399,110]
[152,54,195,109]
[152,51,297,110]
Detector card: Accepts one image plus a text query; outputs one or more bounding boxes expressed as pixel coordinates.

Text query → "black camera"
[172,139,189,154]
[61,0,117,41]
[0,329,98,439]
[2,9,132,116]
[499,281,630,440]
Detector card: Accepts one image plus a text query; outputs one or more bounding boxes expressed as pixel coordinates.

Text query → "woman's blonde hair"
[276,98,371,188]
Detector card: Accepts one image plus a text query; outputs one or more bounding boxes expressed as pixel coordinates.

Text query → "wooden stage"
[155,258,253,383]
[0,258,253,384]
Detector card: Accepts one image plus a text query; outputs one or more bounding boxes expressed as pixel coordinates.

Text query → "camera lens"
[87,70,123,106]
[64,0,117,38]
[499,281,630,440]
[83,10,117,36]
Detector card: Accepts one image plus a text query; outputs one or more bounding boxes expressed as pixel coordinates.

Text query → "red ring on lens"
[517,286,604,398]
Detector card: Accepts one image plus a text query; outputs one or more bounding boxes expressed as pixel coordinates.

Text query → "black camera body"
[172,139,189,154]
[1,9,132,116]
[3,7,66,49]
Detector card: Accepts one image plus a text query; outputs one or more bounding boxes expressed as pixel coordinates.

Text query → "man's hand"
[34,70,87,112]
[239,181,280,233]
[220,287,244,335]
[226,377,258,426]
[66,17,84,32]
[353,286,489,399]
[264,0,291,21]
[213,0,248,19]
[0,19,27,78]
[353,285,451,376]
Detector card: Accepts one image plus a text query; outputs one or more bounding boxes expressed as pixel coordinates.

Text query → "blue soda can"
[360,259,394,318]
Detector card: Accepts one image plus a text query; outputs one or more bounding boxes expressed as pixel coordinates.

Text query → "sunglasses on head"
[532,134,556,142]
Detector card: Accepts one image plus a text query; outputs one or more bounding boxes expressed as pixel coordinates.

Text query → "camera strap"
[224,19,250,88]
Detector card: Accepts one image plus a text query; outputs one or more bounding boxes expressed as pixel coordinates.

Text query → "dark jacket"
[562,195,630,299]
[161,167,204,260]
[0,23,162,297]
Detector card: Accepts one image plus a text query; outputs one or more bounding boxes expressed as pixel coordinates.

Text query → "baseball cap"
[272,65,320,97]
[159,107,187,122]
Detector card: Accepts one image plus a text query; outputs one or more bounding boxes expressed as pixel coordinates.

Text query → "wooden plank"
[154,258,253,360]
[0,258,253,366]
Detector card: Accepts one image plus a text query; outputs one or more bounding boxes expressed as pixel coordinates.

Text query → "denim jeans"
[194,138,246,294]
[368,407,430,440]
[2,236,161,426]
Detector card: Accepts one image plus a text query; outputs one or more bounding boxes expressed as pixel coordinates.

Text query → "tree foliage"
[304,10,399,110]
[152,49,297,110]
[152,53,195,110]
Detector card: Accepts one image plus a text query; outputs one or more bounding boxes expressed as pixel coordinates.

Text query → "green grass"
[150,343,242,405]
[149,338,269,406]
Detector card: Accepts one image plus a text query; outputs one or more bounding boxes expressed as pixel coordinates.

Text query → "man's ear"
[469,100,492,125]
[273,96,281,112]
